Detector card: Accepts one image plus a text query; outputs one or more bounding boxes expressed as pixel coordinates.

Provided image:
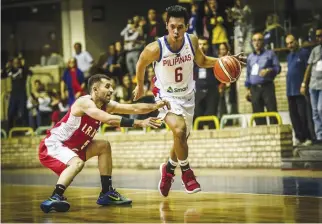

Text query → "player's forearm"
[131,103,158,114]
[135,65,146,87]
[200,56,218,68]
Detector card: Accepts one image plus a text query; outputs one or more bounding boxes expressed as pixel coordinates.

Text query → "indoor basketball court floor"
[1,168,322,223]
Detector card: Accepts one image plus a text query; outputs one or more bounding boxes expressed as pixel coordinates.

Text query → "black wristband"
[120,117,134,127]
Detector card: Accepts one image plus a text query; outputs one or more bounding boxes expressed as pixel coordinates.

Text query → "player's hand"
[155,100,171,110]
[139,117,163,129]
[133,85,145,101]
[231,52,247,66]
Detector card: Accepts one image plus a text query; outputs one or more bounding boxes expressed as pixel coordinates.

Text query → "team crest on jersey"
[167,86,173,93]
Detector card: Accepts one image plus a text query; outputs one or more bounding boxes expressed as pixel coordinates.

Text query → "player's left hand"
[141,117,163,129]
[155,100,171,110]
[133,85,145,101]
[231,52,247,66]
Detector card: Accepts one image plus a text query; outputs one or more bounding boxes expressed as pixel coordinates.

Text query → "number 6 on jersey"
[175,67,183,82]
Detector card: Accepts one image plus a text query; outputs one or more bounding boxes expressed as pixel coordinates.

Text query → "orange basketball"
[213,56,241,84]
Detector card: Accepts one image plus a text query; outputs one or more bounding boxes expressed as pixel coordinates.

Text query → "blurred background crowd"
[1,0,322,145]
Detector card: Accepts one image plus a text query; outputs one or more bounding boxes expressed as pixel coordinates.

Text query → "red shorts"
[38,137,87,176]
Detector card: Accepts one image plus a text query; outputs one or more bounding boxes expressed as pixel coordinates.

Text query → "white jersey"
[153,33,195,97]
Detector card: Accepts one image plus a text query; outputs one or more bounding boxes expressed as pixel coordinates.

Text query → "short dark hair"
[166,5,188,24]
[74,42,82,48]
[88,74,110,93]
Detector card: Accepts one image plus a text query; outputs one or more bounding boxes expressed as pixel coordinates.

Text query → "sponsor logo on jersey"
[163,54,192,66]
[167,85,188,93]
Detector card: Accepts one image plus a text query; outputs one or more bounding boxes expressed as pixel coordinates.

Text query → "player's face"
[97,78,114,104]
[166,17,188,42]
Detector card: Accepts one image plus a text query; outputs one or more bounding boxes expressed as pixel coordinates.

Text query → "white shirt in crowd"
[73,51,93,75]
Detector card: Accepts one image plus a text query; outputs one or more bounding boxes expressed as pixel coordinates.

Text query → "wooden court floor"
[1,169,322,223]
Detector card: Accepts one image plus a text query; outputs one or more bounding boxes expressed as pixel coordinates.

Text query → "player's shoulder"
[141,41,160,62]
[72,95,96,111]
[187,34,198,44]
[145,41,161,53]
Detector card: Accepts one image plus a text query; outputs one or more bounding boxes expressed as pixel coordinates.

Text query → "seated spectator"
[114,75,134,104]
[61,58,86,106]
[36,83,52,126]
[50,89,69,125]
[40,44,64,67]
[27,81,40,130]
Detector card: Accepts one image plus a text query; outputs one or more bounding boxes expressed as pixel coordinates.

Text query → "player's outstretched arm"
[190,34,218,68]
[108,100,171,115]
[133,41,160,101]
[72,97,162,128]
[190,34,246,67]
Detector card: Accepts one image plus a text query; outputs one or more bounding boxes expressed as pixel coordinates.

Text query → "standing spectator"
[245,33,281,125]
[121,19,143,78]
[301,28,322,142]
[27,80,41,130]
[193,37,220,129]
[61,58,85,107]
[187,4,198,35]
[217,43,238,119]
[263,14,285,49]
[73,42,94,81]
[226,0,253,54]
[7,58,32,131]
[210,15,229,57]
[285,34,312,146]
[144,9,161,44]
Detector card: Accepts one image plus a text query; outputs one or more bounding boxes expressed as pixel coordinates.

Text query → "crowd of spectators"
[1,0,322,145]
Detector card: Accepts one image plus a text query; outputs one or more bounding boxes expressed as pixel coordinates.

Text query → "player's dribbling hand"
[133,85,145,101]
[230,52,247,66]
[140,117,163,129]
[155,100,171,110]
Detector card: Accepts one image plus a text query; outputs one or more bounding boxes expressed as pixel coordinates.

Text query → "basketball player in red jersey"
[39,74,170,213]
[133,5,245,197]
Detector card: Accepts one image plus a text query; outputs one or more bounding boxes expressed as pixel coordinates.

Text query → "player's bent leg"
[165,113,201,194]
[40,148,84,213]
[86,140,132,205]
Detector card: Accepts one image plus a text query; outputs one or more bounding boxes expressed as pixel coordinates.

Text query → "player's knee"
[71,159,85,172]
[173,126,187,138]
[100,140,111,156]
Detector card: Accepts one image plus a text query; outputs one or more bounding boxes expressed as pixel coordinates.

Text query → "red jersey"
[46,95,105,151]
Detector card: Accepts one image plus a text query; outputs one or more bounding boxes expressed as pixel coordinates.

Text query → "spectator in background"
[245,33,281,125]
[285,34,312,146]
[301,28,322,142]
[263,14,285,49]
[35,82,52,126]
[114,41,127,80]
[144,9,161,44]
[159,11,168,36]
[210,15,229,57]
[114,75,133,104]
[218,43,238,119]
[187,4,198,35]
[61,58,85,106]
[226,0,253,54]
[193,37,220,129]
[121,19,144,78]
[50,89,69,125]
[27,80,41,130]
[73,42,94,81]
[40,44,64,67]
[7,58,32,131]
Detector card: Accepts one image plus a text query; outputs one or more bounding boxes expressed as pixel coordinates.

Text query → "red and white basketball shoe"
[181,169,201,194]
[158,163,174,197]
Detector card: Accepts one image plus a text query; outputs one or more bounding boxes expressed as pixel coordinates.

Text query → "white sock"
[178,159,189,167]
[168,158,178,167]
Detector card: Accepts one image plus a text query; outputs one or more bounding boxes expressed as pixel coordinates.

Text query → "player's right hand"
[140,117,163,129]
[133,85,144,101]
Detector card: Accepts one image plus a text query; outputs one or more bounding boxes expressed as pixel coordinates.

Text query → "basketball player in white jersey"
[133,5,245,197]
